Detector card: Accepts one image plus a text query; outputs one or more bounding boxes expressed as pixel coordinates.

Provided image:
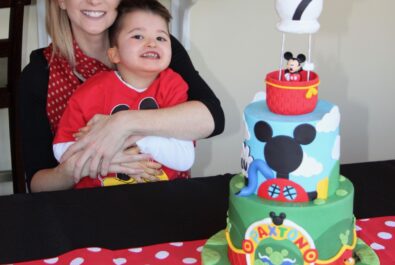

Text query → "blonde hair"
[45,0,76,67]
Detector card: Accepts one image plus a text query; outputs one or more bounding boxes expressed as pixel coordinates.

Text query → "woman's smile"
[81,10,106,18]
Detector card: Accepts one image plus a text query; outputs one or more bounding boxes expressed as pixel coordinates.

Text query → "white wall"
[189,0,395,176]
[0,8,12,171]
[1,0,394,176]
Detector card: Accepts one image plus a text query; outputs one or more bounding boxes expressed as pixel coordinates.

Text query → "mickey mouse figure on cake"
[202,1,380,265]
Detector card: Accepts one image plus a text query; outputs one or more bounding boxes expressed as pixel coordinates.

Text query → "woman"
[18,0,224,192]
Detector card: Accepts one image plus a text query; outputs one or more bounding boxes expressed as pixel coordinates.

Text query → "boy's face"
[109,10,171,76]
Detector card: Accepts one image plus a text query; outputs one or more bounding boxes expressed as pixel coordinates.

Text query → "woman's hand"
[61,113,133,179]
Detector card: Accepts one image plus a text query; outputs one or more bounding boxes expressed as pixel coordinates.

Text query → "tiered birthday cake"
[202,1,379,265]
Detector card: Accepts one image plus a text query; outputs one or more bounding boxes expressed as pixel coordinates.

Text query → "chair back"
[0,0,31,193]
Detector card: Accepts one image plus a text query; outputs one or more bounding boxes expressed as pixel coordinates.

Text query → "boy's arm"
[136,136,194,171]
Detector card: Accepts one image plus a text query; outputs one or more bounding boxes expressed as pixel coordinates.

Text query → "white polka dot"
[128,247,143,253]
[183,258,197,264]
[113,258,127,265]
[355,225,362,231]
[370,242,385,250]
[196,246,203,252]
[359,218,370,222]
[87,247,102,252]
[70,257,85,265]
[155,251,169,259]
[378,232,393,240]
[44,257,59,264]
[385,221,395,227]
[170,242,184,247]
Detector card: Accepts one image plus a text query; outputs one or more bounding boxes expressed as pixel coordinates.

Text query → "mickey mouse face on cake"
[254,121,316,179]
[284,52,306,73]
[283,52,306,82]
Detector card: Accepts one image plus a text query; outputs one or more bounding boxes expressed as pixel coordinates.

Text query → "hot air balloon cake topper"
[264,0,323,115]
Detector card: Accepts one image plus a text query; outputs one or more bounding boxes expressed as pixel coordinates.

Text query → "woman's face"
[58,0,120,37]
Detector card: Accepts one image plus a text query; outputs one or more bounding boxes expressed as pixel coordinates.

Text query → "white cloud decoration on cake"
[316,106,340,133]
[292,152,323,178]
[252,91,266,102]
[332,135,341,160]
[243,117,251,141]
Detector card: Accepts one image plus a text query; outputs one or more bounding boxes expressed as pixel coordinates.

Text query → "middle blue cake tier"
[241,99,340,202]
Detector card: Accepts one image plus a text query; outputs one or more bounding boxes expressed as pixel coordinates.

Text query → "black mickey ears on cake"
[284,52,306,65]
[254,121,273,143]
[284,51,293,60]
[254,121,316,146]
[270,211,287,226]
[293,124,316,145]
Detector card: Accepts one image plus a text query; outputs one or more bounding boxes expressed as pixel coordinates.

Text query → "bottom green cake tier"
[202,230,380,265]
[229,174,356,264]
[202,174,379,265]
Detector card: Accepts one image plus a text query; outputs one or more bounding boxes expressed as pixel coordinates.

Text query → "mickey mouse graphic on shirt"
[283,51,306,82]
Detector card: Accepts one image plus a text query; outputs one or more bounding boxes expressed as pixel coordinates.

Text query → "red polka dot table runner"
[15,240,205,265]
[15,217,395,265]
[356,216,395,264]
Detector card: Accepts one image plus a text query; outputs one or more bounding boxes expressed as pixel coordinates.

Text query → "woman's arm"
[29,154,80,192]
[18,49,61,191]
[17,49,83,191]
[169,35,225,138]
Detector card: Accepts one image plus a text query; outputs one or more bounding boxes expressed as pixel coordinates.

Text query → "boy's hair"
[109,0,172,47]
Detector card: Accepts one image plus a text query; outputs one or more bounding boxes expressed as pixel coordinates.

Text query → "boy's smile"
[141,51,161,59]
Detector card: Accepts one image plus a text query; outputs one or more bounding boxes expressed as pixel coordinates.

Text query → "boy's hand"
[110,146,162,179]
[73,114,110,141]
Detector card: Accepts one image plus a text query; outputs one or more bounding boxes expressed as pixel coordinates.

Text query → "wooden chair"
[0,0,31,193]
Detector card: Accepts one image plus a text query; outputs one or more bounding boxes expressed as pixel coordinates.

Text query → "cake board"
[202,230,380,265]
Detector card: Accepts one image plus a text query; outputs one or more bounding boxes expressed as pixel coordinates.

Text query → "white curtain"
[36,0,50,48]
